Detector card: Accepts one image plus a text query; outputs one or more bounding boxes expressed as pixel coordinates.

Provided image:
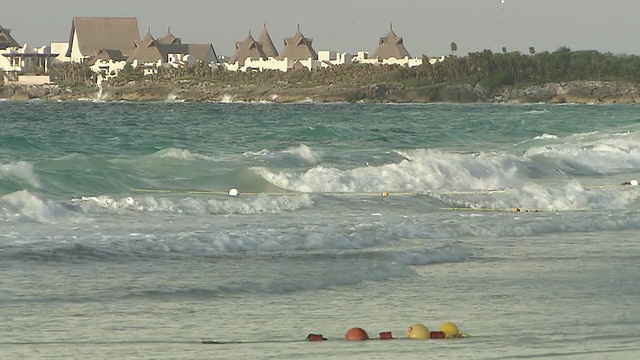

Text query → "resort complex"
[1,17,437,84]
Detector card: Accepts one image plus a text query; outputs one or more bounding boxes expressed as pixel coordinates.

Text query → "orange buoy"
[344,327,369,341]
[306,333,326,341]
[379,331,393,340]
[430,331,446,339]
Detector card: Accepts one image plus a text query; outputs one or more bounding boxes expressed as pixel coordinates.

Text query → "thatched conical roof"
[278,25,317,61]
[0,25,20,50]
[258,24,278,58]
[127,27,162,63]
[158,27,181,45]
[229,31,268,66]
[371,24,411,60]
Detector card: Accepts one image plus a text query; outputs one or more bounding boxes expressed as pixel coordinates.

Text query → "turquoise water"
[1,100,640,359]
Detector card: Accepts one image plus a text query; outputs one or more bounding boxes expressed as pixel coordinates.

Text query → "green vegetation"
[401,47,640,89]
[49,62,95,85]
[48,48,640,90]
[115,63,144,83]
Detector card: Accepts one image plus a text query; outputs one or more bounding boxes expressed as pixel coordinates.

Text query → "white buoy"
[228,188,239,197]
[631,179,639,186]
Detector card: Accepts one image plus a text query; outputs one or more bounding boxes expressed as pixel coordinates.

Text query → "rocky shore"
[2,80,640,104]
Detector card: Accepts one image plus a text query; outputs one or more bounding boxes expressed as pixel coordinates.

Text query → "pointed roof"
[127,27,162,63]
[258,24,278,58]
[158,27,181,45]
[278,25,317,61]
[66,17,140,58]
[87,49,126,65]
[184,44,217,63]
[229,31,268,66]
[0,25,21,50]
[371,24,411,60]
[128,28,217,65]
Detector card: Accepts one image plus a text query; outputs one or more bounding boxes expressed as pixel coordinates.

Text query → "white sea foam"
[243,149,272,157]
[254,149,522,192]
[282,144,323,164]
[0,161,41,188]
[149,148,216,161]
[220,94,238,103]
[166,93,184,102]
[526,109,549,114]
[73,194,314,215]
[525,131,640,174]
[0,190,74,223]
[445,180,640,212]
[243,144,323,165]
[533,133,558,140]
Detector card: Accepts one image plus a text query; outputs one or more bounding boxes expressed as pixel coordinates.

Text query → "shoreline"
[2,80,640,104]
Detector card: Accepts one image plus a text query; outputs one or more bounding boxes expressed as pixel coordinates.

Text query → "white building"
[226,25,332,72]
[126,28,218,76]
[318,51,352,68]
[1,25,57,84]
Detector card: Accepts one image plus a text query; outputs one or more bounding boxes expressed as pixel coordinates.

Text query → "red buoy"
[379,331,393,340]
[345,327,369,341]
[306,334,326,341]
[430,331,446,339]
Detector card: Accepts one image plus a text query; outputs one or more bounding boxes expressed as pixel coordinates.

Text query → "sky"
[2,0,639,57]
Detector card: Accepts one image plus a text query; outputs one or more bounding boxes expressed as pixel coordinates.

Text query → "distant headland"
[3,80,640,104]
[3,17,640,104]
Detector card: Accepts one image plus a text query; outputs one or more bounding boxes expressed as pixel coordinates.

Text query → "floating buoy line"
[201,322,470,344]
[129,179,638,213]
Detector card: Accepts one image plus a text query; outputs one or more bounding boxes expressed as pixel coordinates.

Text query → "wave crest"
[72,194,314,215]
[0,161,41,188]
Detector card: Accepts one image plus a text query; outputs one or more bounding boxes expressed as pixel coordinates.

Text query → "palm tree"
[529,46,536,55]
[450,42,458,55]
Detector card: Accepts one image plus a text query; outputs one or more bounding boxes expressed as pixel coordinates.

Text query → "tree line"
[48,47,640,89]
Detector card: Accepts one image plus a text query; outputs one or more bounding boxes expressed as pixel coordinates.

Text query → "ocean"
[1,100,639,359]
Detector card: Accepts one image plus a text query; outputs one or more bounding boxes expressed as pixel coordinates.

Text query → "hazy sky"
[2,0,638,57]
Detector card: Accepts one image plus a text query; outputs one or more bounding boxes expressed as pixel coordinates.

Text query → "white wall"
[51,42,71,64]
[70,31,83,63]
[89,59,127,78]
[225,57,291,72]
[0,54,11,72]
[18,75,51,85]
[356,56,424,67]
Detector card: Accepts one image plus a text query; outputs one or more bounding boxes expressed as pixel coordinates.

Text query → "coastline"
[2,80,640,104]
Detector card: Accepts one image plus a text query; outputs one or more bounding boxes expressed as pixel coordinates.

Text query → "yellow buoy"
[381,192,389,197]
[439,322,460,338]
[406,324,430,339]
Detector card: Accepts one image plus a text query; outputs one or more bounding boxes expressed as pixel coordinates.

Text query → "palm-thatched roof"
[0,25,21,50]
[66,17,140,58]
[184,44,217,63]
[158,27,181,45]
[127,28,162,64]
[278,25,317,61]
[128,28,217,65]
[229,31,268,66]
[258,24,278,58]
[371,24,411,60]
[87,49,127,65]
